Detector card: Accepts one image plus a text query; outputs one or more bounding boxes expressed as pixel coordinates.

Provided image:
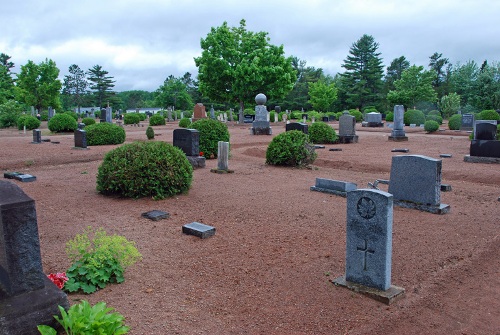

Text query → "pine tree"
[62,64,88,113]
[87,65,115,108]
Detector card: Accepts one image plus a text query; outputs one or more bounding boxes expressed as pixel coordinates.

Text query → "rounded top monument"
[255,93,267,105]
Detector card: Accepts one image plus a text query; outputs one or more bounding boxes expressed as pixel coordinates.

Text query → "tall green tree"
[194,19,296,122]
[340,34,384,110]
[429,52,450,99]
[438,93,461,117]
[0,53,14,73]
[470,62,500,110]
[308,78,338,112]
[387,65,437,108]
[16,59,62,111]
[62,64,88,113]
[0,53,15,104]
[155,75,193,110]
[384,56,410,92]
[87,65,115,108]
[449,60,479,109]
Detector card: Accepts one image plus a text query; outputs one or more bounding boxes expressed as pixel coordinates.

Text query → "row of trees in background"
[2,20,500,124]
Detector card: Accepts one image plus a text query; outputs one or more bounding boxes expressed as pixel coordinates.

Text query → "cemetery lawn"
[1,121,499,335]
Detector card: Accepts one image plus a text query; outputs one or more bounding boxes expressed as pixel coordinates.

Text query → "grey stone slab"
[345,189,394,291]
[329,148,343,152]
[14,174,36,182]
[285,122,308,134]
[141,210,170,221]
[391,149,409,153]
[254,105,268,122]
[339,112,356,136]
[4,172,21,179]
[464,155,500,164]
[338,135,358,144]
[310,178,357,197]
[366,112,382,123]
[314,145,325,149]
[182,222,215,239]
[186,156,206,169]
[461,113,474,130]
[332,276,405,305]
[173,128,200,156]
[440,154,452,158]
[390,105,407,141]
[31,129,41,144]
[74,129,87,149]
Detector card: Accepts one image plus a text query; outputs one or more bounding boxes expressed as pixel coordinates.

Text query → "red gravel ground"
[1,120,499,335]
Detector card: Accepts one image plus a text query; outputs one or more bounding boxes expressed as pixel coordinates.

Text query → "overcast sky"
[2,0,499,92]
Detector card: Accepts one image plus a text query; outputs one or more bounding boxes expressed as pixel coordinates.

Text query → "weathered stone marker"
[211,141,234,174]
[251,93,272,135]
[74,129,87,149]
[0,180,69,333]
[32,129,41,144]
[182,222,215,239]
[388,105,408,141]
[333,189,404,304]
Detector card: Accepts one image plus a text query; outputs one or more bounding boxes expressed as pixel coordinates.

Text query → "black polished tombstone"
[32,129,41,144]
[74,129,87,149]
[475,122,497,140]
[173,128,200,156]
[285,122,309,134]
[470,121,500,157]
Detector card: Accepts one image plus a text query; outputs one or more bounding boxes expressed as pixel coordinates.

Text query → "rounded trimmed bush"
[478,109,500,121]
[385,112,394,122]
[424,120,440,133]
[82,117,96,126]
[428,110,441,116]
[85,123,126,145]
[146,126,155,140]
[404,109,426,126]
[178,118,191,128]
[96,141,193,200]
[138,113,147,121]
[266,130,317,167]
[308,122,338,144]
[17,115,41,130]
[124,113,140,125]
[448,114,462,130]
[190,119,230,158]
[64,111,79,121]
[149,114,166,126]
[48,113,78,132]
[425,114,443,125]
[348,110,363,122]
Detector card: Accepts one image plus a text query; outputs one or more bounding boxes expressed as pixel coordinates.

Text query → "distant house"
[125,108,163,115]
[75,107,100,114]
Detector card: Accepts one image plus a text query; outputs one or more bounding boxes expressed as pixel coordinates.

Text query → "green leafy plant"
[40,110,49,121]
[149,114,165,126]
[146,126,155,140]
[385,112,394,122]
[190,118,230,158]
[17,115,41,130]
[123,113,140,125]
[64,111,79,121]
[266,130,317,167]
[48,113,78,133]
[0,100,23,128]
[348,109,363,122]
[63,227,141,294]
[97,141,193,199]
[308,122,338,144]
[425,114,443,125]
[37,300,129,335]
[403,109,426,126]
[178,117,191,128]
[81,117,96,126]
[424,120,440,133]
[478,109,500,121]
[85,123,126,146]
[448,114,462,130]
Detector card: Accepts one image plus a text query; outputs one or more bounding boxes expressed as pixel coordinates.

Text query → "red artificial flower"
[47,272,68,289]
[199,152,204,156]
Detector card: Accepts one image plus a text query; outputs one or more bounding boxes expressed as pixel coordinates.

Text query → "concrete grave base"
[332,276,405,305]
[72,147,89,150]
[463,155,500,164]
[0,276,69,335]
[388,136,408,142]
[310,186,349,197]
[338,135,358,144]
[251,127,272,135]
[394,200,450,214]
[186,156,206,169]
[210,168,235,174]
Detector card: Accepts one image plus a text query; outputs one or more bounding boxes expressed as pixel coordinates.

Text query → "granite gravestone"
[338,111,358,143]
[333,189,404,304]
[285,122,308,134]
[251,93,272,135]
[211,141,234,174]
[74,129,87,149]
[474,121,497,140]
[310,178,357,197]
[365,112,384,127]
[461,113,475,131]
[469,120,500,158]
[209,106,215,120]
[0,181,69,333]
[100,108,106,122]
[192,103,207,122]
[173,128,199,156]
[105,107,112,123]
[32,129,41,144]
[388,105,408,141]
[388,155,450,214]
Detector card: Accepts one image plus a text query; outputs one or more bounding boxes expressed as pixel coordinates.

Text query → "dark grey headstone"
[32,129,41,144]
[461,114,474,131]
[243,114,255,123]
[77,122,86,130]
[322,116,329,122]
[339,112,356,136]
[141,210,170,221]
[182,222,215,239]
[285,122,308,134]
[14,174,36,182]
[329,148,342,152]
[74,129,87,149]
[475,121,497,140]
[440,154,452,158]
[470,140,500,158]
[173,128,200,156]
[391,148,409,153]
[314,145,325,149]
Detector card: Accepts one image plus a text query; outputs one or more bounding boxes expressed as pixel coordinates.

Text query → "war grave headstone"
[285,122,308,134]
[182,222,216,239]
[364,112,384,127]
[211,141,234,174]
[251,93,272,135]
[333,189,404,304]
[388,155,450,214]
[192,103,207,122]
[0,181,69,333]
[461,113,475,131]
[31,129,42,144]
[74,129,88,149]
[338,111,358,143]
[310,178,356,197]
[173,128,205,169]
[466,120,500,162]
[388,105,408,141]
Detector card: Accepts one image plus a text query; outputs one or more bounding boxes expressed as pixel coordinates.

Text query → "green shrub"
[424,120,440,133]
[190,119,230,158]
[448,114,462,130]
[403,109,426,126]
[149,114,165,126]
[37,300,129,335]
[63,227,141,294]
[497,124,500,137]
[266,130,317,167]
[146,126,154,140]
[178,118,191,128]
[363,107,378,114]
[17,115,41,130]
[82,117,96,126]
[64,111,79,121]
[428,110,441,116]
[385,112,394,122]
[425,114,443,125]
[138,113,147,121]
[40,110,49,121]
[308,122,338,144]
[48,113,78,132]
[0,100,23,128]
[479,109,500,121]
[97,141,193,199]
[348,109,363,122]
[85,123,126,146]
[123,113,140,125]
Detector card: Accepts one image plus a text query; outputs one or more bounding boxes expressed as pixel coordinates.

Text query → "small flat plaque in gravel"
[14,174,36,182]
[141,210,170,221]
[440,154,452,158]
[329,148,343,152]
[4,172,21,179]
[182,222,215,239]
[314,145,325,149]
[391,148,409,153]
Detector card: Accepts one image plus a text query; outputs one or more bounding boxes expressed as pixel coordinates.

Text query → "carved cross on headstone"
[357,239,374,271]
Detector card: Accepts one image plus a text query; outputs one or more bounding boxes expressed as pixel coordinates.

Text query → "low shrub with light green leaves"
[178,117,191,128]
[17,115,41,130]
[146,126,155,139]
[82,117,96,126]
[266,130,317,167]
[424,120,440,133]
[385,112,394,122]
[403,109,426,126]
[48,113,78,132]
[85,122,125,146]
[123,113,140,125]
[478,109,500,121]
[308,122,338,144]
[448,114,462,130]
[37,300,129,335]
[149,114,165,126]
[190,118,230,158]
[425,114,443,125]
[63,227,141,294]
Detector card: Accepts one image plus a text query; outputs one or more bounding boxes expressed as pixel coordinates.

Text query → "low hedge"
[85,123,126,145]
